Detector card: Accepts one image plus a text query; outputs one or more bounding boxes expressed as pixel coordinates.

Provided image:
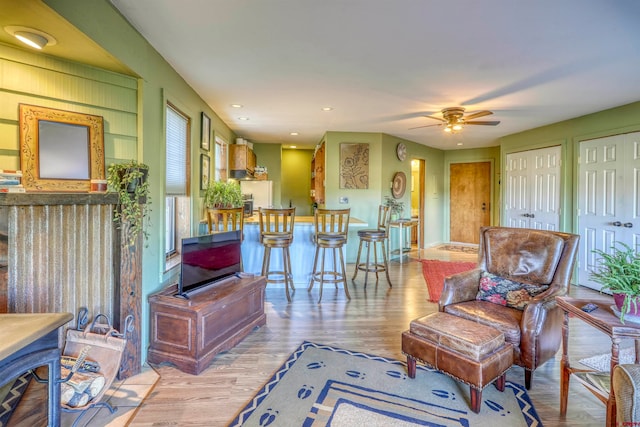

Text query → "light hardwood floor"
[6,246,617,426]
[128,247,614,427]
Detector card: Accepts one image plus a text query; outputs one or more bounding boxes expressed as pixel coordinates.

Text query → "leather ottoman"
[401,311,514,413]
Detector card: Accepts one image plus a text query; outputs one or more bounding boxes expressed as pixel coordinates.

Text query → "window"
[214,136,228,181]
[165,103,190,265]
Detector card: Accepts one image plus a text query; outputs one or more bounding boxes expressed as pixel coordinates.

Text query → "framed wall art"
[19,104,105,192]
[201,112,211,151]
[339,143,369,189]
[201,154,210,191]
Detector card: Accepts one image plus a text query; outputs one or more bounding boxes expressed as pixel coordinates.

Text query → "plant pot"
[119,167,148,193]
[613,293,640,317]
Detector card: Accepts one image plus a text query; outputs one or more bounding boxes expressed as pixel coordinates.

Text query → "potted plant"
[203,180,243,208]
[590,242,640,323]
[107,160,151,245]
[384,196,405,220]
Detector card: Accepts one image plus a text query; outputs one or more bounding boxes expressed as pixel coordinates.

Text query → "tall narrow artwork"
[340,143,369,189]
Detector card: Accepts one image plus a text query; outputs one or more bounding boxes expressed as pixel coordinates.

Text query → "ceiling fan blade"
[422,115,446,122]
[465,120,500,126]
[409,123,443,130]
[463,110,493,120]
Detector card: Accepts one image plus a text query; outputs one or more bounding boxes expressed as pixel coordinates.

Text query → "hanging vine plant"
[107,160,151,246]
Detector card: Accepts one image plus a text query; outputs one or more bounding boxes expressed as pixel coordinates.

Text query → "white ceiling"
[109,0,640,150]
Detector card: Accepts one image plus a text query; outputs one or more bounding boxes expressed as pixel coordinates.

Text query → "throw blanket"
[420,259,476,303]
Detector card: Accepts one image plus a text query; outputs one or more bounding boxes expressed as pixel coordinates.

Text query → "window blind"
[166,105,188,195]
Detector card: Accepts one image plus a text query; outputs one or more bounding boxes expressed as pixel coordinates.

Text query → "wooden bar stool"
[308,208,351,303]
[352,205,392,287]
[259,207,295,302]
[207,207,244,235]
[208,207,245,270]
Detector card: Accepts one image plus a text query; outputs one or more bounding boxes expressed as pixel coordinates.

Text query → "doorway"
[410,158,425,249]
[449,162,491,244]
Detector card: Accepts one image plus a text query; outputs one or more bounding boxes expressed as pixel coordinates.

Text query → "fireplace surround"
[0,192,142,378]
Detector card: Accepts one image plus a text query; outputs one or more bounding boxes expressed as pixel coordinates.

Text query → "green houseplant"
[590,242,640,323]
[107,160,151,245]
[203,180,243,208]
[384,196,404,219]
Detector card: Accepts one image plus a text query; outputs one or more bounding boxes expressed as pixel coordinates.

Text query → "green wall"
[282,149,313,215]
[323,131,446,250]
[0,43,137,169]
[45,0,237,357]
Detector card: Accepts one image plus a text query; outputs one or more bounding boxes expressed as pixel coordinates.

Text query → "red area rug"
[420,259,476,303]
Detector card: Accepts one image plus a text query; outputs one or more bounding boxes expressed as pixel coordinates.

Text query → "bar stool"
[259,207,295,302]
[208,206,245,270]
[352,205,392,287]
[207,207,244,236]
[308,208,351,303]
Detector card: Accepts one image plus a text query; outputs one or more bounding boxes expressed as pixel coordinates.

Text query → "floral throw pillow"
[476,271,549,310]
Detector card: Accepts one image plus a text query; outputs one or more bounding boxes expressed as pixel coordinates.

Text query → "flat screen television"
[177,230,242,297]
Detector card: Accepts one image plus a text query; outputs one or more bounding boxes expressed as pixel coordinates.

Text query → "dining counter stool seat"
[352,205,392,287]
[259,208,296,302]
[308,208,351,303]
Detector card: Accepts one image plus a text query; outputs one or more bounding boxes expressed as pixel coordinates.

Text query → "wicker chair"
[614,364,640,422]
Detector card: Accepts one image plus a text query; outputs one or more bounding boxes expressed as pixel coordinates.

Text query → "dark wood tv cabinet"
[147,274,266,374]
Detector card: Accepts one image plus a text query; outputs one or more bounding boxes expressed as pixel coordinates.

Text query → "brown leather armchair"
[439,226,579,389]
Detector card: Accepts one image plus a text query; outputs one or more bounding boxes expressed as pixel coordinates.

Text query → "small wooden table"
[557,296,640,427]
[0,312,73,427]
[388,218,419,263]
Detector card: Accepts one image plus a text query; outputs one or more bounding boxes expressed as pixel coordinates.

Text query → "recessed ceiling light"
[290,132,299,136]
[238,117,249,121]
[321,107,333,111]
[230,104,243,108]
[4,26,57,50]
[457,142,463,146]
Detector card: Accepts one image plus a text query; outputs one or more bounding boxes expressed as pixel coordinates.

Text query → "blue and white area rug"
[229,341,542,426]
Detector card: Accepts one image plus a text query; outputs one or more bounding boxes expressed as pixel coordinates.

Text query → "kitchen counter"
[243,215,366,225]
[241,216,368,284]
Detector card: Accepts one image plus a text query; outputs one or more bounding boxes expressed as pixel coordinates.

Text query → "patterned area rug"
[229,341,542,426]
[579,346,635,372]
[0,373,31,426]
[420,259,477,303]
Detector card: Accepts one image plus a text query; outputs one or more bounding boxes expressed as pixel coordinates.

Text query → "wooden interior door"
[450,162,491,244]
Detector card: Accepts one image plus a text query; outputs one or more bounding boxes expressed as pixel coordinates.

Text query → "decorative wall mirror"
[19,104,105,192]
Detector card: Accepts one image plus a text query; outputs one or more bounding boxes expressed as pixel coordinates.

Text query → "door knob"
[624,222,633,228]
[612,221,622,227]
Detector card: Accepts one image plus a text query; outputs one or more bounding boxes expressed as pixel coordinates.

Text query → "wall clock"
[396,143,407,161]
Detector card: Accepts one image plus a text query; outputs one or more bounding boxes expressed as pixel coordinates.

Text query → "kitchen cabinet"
[229,144,256,178]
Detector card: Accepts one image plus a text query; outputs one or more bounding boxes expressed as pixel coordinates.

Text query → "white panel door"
[505,152,530,228]
[505,146,561,230]
[578,132,640,290]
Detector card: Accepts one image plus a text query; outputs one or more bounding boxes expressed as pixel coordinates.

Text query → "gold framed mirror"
[19,104,105,192]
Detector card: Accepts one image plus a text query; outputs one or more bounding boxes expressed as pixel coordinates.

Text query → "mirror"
[19,104,105,192]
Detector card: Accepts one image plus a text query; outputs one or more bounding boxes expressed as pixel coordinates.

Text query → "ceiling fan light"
[452,124,462,131]
[443,126,452,133]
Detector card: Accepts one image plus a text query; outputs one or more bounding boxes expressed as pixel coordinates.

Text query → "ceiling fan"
[410,107,500,132]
